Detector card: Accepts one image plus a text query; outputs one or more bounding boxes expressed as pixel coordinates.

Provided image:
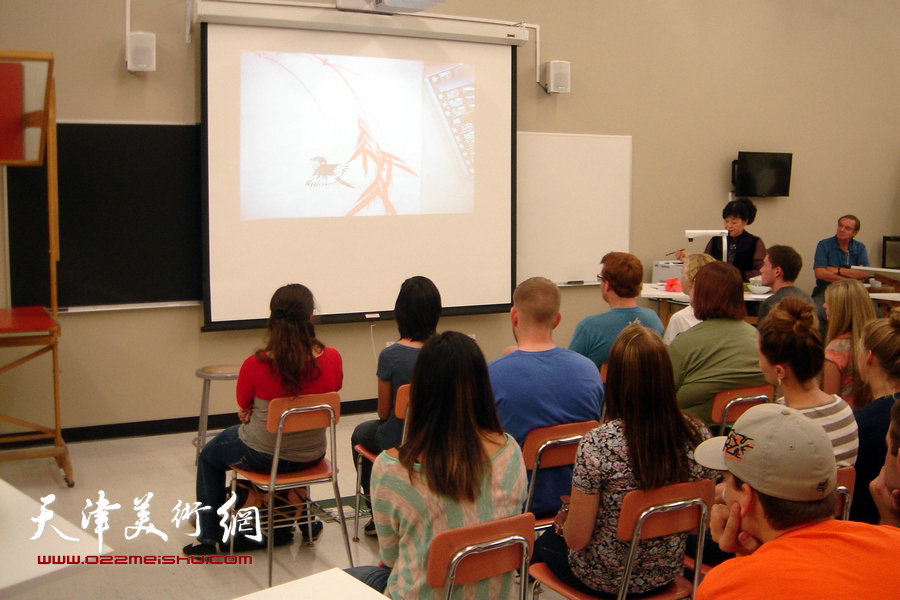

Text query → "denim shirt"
[813,236,869,288]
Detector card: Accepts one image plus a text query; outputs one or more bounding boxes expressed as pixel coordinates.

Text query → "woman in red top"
[183,284,342,555]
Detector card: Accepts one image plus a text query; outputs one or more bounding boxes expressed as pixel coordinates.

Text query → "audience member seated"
[488,277,604,517]
[756,244,823,330]
[663,252,715,345]
[870,398,900,528]
[669,261,767,425]
[694,404,900,599]
[569,252,663,368]
[350,275,441,536]
[852,307,900,524]
[531,323,716,597]
[823,279,876,408]
[183,284,343,555]
[347,332,527,599]
[812,214,871,298]
[757,297,858,467]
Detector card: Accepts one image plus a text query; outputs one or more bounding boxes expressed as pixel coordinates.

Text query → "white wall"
[1,0,898,430]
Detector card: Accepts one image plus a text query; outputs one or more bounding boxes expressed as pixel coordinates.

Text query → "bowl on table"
[747,284,771,294]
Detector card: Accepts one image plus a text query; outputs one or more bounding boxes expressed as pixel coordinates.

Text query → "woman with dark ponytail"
[756,296,858,466]
[183,284,343,555]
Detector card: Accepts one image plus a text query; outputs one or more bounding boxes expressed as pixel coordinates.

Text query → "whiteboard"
[516,132,631,284]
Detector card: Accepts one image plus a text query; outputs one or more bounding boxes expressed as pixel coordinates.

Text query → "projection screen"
[202,22,515,329]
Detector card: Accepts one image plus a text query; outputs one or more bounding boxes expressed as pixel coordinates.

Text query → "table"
[234,567,389,599]
[853,266,900,314]
[0,306,72,486]
[0,478,111,593]
[640,282,771,327]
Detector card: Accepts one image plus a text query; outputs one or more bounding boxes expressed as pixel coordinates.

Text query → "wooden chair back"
[711,385,773,435]
[426,513,535,600]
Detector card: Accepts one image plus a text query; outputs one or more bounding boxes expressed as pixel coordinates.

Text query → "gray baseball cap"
[694,403,836,501]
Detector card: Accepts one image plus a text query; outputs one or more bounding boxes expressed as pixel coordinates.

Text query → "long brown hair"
[256,284,322,394]
[605,323,705,489]
[398,331,504,502]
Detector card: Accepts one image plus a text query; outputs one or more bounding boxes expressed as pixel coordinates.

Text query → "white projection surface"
[204,24,513,326]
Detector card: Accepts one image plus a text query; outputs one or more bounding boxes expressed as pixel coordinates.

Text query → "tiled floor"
[0,413,382,600]
[1,413,562,600]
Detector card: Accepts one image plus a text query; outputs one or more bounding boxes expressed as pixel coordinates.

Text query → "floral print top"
[568,419,716,594]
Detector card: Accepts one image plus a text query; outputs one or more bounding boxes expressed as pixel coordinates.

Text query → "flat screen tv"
[731,151,792,197]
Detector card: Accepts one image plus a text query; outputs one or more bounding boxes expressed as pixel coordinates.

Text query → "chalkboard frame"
[7,123,203,309]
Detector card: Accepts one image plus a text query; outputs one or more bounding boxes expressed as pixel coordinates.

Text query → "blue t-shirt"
[488,347,604,516]
[813,236,869,289]
[569,307,664,368]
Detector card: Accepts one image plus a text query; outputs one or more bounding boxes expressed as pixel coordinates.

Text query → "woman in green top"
[668,261,767,424]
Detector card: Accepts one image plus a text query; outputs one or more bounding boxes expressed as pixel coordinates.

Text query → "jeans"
[350,416,403,501]
[195,425,319,545]
[345,565,391,593]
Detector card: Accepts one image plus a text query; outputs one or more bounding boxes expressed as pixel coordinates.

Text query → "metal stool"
[193,364,240,464]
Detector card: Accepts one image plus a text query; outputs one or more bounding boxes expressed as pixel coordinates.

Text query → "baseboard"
[0,397,377,447]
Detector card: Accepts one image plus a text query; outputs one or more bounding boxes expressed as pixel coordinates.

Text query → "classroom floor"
[0,413,563,600]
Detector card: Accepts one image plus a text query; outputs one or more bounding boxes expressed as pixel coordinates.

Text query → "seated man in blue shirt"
[569,251,664,368]
[489,277,604,517]
[812,214,870,297]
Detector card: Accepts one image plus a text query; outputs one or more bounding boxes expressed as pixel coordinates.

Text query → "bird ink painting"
[239,50,474,220]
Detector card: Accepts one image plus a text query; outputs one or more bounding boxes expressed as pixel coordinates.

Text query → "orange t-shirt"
[696,519,900,600]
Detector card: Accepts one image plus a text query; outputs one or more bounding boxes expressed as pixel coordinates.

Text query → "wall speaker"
[127,31,156,73]
[543,60,571,94]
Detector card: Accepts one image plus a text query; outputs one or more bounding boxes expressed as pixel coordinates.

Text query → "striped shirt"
[371,434,527,600]
[776,394,858,467]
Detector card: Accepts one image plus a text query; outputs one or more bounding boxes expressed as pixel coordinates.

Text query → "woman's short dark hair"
[758,296,823,382]
[399,331,503,502]
[722,198,757,224]
[605,323,706,489]
[395,276,442,342]
[692,261,747,321]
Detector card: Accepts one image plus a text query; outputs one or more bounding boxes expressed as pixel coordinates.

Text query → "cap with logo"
[694,403,836,501]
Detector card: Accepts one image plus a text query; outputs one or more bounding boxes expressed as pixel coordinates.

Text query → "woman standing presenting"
[183,283,342,555]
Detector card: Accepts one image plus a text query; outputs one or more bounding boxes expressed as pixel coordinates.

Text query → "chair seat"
[231,458,332,488]
[529,563,693,600]
[353,443,378,463]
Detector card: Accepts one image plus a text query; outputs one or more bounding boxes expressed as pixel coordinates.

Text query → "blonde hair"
[825,279,876,405]
[861,307,900,383]
[680,253,716,295]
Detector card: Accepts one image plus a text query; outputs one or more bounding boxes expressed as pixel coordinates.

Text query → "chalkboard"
[7,123,202,307]
[516,132,632,284]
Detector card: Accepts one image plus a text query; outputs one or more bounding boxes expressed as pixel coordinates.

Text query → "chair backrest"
[426,513,535,600]
[266,392,341,434]
[521,421,598,515]
[835,465,856,520]
[599,362,608,383]
[395,383,411,444]
[711,385,774,435]
[615,478,715,600]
